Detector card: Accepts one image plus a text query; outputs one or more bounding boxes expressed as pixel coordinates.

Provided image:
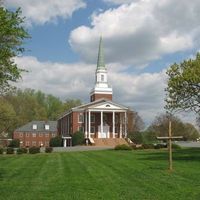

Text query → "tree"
[0,6,29,95]
[63,99,82,111]
[165,53,200,115]
[8,139,20,147]
[127,110,144,133]
[148,113,199,141]
[0,97,17,137]
[127,110,144,140]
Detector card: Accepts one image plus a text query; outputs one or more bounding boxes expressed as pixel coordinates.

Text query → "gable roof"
[15,121,57,133]
[58,98,129,119]
[73,98,128,110]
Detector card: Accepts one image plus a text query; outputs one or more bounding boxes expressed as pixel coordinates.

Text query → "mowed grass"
[0,148,200,200]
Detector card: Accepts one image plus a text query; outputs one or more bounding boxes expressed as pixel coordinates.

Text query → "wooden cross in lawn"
[157,119,183,171]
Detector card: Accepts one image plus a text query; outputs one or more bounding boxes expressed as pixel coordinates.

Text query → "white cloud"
[4,0,86,26]
[14,56,170,126]
[69,0,200,66]
[103,0,137,5]
[14,56,94,100]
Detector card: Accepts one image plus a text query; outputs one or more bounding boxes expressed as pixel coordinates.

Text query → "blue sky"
[4,0,200,125]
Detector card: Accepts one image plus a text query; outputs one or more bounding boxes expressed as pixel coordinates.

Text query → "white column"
[100,111,103,138]
[64,138,67,147]
[120,113,122,138]
[112,111,115,138]
[85,111,87,138]
[124,111,127,138]
[88,110,91,138]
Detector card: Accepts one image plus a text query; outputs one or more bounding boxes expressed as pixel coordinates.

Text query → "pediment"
[88,101,128,110]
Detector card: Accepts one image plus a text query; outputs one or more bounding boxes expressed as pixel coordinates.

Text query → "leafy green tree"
[63,99,82,111]
[0,97,17,136]
[0,6,29,94]
[148,113,199,141]
[165,53,200,116]
[45,94,63,120]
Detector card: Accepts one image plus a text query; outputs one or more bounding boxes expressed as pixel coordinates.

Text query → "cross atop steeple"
[97,36,106,70]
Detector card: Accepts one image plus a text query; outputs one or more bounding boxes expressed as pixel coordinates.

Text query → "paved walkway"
[41,146,114,153]
[176,141,200,148]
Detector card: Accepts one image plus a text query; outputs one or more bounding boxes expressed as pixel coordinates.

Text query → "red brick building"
[58,37,131,147]
[13,121,58,147]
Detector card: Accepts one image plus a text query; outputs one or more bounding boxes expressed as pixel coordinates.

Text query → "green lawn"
[0,148,200,200]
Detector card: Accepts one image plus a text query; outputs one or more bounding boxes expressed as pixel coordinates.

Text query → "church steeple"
[90,37,113,102]
[97,36,106,70]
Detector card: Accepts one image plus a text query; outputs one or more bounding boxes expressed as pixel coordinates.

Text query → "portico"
[83,101,128,139]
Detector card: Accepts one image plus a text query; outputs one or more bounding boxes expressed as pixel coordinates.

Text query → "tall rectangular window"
[101,74,104,81]
[91,114,95,123]
[78,113,84,123]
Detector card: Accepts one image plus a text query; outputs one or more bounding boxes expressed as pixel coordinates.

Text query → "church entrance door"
[98,125,110,138]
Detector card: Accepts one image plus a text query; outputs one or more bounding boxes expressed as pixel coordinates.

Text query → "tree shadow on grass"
[138,148,200,162]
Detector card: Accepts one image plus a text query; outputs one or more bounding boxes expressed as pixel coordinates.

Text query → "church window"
[101,74,104,81]
[78,113,84,123]
[91,114,95,123]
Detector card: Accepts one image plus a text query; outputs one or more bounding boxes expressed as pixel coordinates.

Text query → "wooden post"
[157,118,183,171]
[168,119,172,171]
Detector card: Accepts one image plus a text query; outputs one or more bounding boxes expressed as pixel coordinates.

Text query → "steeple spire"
[97,36,106,70]
[90,37,112,102]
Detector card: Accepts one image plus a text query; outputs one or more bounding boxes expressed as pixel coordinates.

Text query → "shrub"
[0,148,4,154]
[114,144,132,150]
[50,136,62,147]
[72,131,85,146]
[29,147,40,154]
[143,144,154,149]
[8,139,20,148]
[172,143,182,149]
[17,148,28,154]
[45,147,53,153]
[6,147,14,154]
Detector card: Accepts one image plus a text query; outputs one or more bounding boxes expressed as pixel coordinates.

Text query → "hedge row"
[114,143,181,151]
[0,147,53,155]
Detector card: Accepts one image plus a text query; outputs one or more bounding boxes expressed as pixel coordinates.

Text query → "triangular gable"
[88,100,128,110]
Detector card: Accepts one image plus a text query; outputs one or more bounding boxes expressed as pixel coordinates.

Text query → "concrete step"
[93,138,128,146]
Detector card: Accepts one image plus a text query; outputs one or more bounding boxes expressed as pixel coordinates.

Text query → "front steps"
[93,138,128,146]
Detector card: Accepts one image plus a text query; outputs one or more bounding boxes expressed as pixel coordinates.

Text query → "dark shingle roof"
[15,121,57,133]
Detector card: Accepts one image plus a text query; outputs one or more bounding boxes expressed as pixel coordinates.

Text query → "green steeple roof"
[97,36,106,70]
